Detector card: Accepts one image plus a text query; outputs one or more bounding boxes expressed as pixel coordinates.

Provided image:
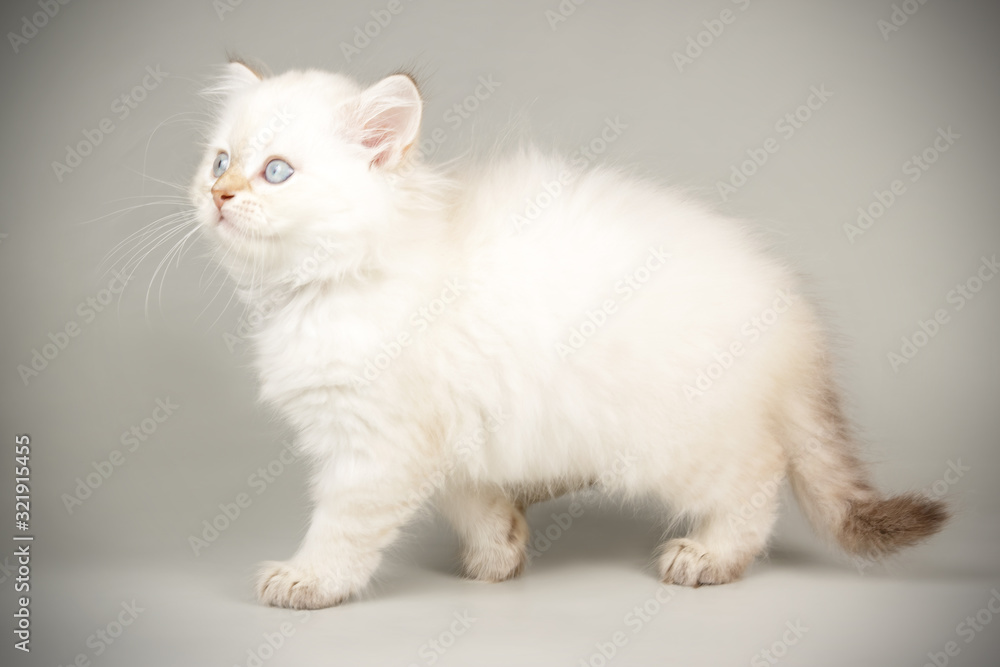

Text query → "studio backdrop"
[1,1,998,666]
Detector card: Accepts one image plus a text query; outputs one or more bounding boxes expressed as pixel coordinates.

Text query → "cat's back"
[453,147,764,265]
[449,147,790,326]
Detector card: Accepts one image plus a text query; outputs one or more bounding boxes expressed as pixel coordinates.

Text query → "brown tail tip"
[839,493,949,559]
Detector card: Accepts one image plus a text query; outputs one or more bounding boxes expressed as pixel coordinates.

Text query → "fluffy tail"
[782,381,948,560]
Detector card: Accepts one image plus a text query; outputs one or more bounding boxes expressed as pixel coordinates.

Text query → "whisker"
[197,237,238,324]
[212,235,255,328]
[148,222,203,318]
[122,218,197,287]
[77,198,193,227]
[135,220,199,315]
[104,221,186,278]
[140,111,215,196]
[175,225,204,267]
[101,210,198,276]
[123,166,190,193]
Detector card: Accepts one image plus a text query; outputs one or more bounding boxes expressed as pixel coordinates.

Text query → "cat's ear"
[216,57,264,95]
[348,74,422,170]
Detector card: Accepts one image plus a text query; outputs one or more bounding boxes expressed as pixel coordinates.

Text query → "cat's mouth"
[216,212,237,231]
[215,213,253,241]
[215,213,241,235]
[215,212,274,243]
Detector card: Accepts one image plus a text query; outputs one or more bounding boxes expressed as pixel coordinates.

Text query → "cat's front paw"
[256,560,351,609]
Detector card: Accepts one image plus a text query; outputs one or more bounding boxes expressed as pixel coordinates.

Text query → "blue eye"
[264,158,293,184]
[212,152,229,178]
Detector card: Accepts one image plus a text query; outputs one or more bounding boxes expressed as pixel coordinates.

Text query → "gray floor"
[20,497,1000,666]
[2,0,999,665]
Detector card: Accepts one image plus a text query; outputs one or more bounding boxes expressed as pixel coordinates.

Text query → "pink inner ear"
[362,125,396,167]
[355,80,420,168]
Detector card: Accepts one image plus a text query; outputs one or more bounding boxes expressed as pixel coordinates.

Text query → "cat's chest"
[250,293,408,410]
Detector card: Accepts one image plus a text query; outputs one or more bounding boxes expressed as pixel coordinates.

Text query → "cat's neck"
[243,163,460,326]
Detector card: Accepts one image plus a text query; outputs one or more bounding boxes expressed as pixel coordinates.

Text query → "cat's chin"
[216,216,242,236]
[212,215,275,244]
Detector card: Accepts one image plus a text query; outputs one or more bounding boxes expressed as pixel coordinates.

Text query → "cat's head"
[192,60,423,288]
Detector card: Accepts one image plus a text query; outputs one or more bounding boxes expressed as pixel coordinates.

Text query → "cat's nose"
[212,189,234,211]
[211,168,250,212]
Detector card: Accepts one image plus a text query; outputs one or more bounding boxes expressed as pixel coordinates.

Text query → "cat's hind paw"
[462,509,529,583]
[658,538,745,587]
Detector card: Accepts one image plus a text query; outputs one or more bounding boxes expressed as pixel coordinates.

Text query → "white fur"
[192,64,861,609]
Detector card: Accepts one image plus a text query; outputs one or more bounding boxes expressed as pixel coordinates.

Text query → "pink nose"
[212,189,234,211]
[211,168,249,211]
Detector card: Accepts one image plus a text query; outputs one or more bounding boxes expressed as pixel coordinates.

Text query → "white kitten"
[191,60,947,609]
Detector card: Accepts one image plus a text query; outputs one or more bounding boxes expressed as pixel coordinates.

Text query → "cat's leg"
[437,484,530,582]
[257,444,434,609]
[658,469,784,587]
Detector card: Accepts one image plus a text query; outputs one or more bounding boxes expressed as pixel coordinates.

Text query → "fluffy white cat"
[191,60,947,609]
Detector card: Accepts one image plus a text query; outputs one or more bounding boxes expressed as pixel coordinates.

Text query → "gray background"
[2,0,999,665]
